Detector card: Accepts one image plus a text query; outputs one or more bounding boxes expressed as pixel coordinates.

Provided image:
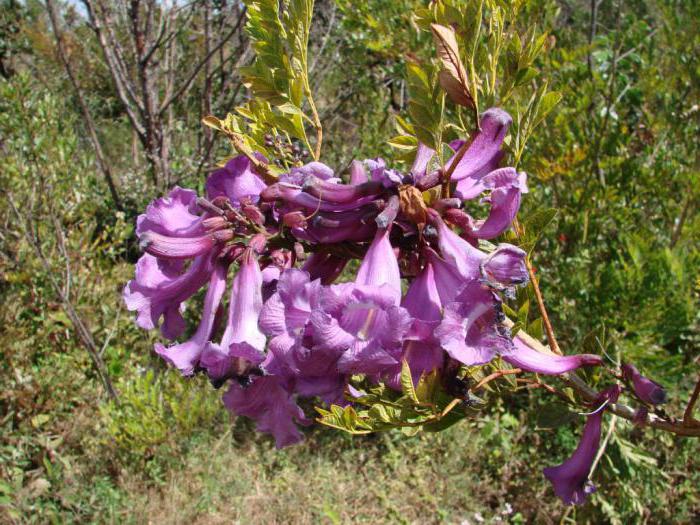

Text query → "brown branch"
[683,375,700,426]
[46,0,123,211]
[7,195,118,401]
[473,368,522,391]
[512,324,700,437]
[159,9,246,114]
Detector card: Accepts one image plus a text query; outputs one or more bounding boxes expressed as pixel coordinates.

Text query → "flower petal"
[154,260,229,375]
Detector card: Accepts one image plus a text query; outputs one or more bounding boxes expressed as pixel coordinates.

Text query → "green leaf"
[535,91,563,125]
[415,369,440,404]
[521,207,558,253]
[400,360,419,403]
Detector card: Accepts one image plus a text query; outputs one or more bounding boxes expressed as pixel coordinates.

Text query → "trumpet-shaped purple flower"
[446,107,512,196]
[310,229,410,376]
[544,386,621,505]
[223,375,310,448]
[356,228,403,303]
[436,281,511,366]
[504,333,603,374]
[123,252,215,339]
[462,168,528,238]
[205,154,267,205]
[154,260,230,375]
[200,249,266,385]
[621,363,667,405]
[314,284,411,375]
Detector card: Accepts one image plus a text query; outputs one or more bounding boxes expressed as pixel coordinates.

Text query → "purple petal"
[446,107,512,187]
[621,363,667,405]
[223,375,309,448]
[355,228,402,304]
[402,256,442,322]
[154,260,229,375]
[349,160,368,185]
[206,155,267,205]
[411,143,436,182]
[136,187,203,237]
[503,333,603,374]
[139,231,215,259]
[432,212,485,281]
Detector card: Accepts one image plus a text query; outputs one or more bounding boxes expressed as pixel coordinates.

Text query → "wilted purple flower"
[223,375,310,448]
[621,363,667,405]
[543,386,621,505]
[504,333,603,375]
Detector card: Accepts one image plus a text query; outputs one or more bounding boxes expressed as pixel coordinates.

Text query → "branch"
[512,324,700,437]
[159,9,246,114]
[7,195,118,401]
[46,0,123,211]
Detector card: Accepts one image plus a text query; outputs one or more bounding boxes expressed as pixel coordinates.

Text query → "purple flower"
[446,107,512,197]
[460,168,528,238]
[200,249,266,385]
[435,280,511,366]
[621,363,667,405]
[481,244,529,287]
[223,375,310,448]
[544,386,621,505]
[313,284,411,376]
[123,252,215,339]
[355,228,403,303]
[504,333,603,375]
[382,256,445,389]
[154,259,229,375]
[206,154,267,205]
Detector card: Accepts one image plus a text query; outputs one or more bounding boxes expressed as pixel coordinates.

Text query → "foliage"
[0,0,698,523]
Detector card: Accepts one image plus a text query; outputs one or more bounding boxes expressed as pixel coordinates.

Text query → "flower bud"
[621,363,667,405]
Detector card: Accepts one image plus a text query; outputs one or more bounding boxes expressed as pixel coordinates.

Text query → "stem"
[513,216,562,355]
[305,81,323,161]
[524,255,562,355]
[473,368,522,391]
[683,375,700,426]
[513,325,700,437]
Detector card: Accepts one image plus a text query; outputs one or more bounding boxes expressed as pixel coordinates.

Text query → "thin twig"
[683,375,700,426]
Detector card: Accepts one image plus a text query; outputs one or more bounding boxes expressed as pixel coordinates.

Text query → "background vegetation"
[1,0,698,523]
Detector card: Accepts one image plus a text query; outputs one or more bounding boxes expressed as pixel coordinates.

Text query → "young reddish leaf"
[430,23,474,109]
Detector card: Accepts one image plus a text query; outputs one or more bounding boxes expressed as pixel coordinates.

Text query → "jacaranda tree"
[123,0,700,506]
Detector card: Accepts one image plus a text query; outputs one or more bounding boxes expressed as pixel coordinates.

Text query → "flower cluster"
[124,107,659,504]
